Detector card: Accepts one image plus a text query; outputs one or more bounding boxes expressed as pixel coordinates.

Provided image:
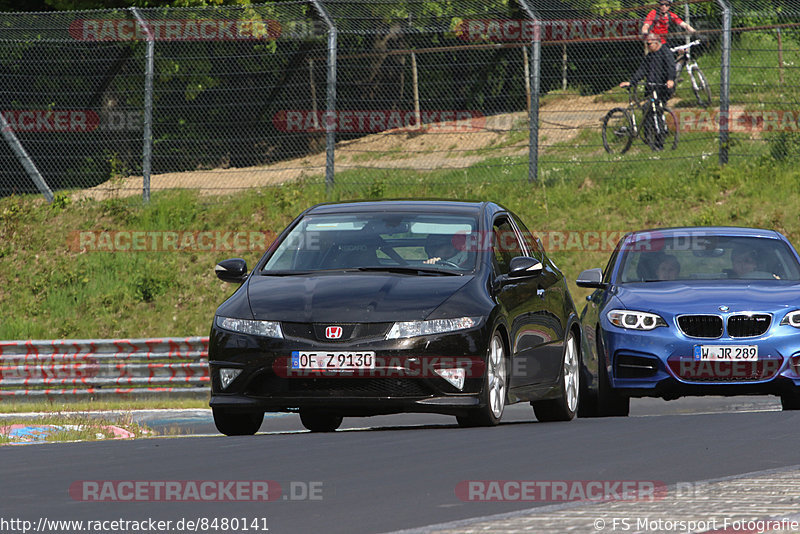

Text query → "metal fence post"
[130,7,154,204]
[517,0,541,184]
[310,0,337,194]
[0,113,53,203]
[716,0,732,165]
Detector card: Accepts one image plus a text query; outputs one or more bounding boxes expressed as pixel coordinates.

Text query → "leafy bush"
[767,132,800,162]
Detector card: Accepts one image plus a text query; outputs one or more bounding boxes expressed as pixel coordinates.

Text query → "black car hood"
[247,272,474,323]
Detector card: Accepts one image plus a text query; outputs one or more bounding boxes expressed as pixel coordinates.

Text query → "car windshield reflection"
[618,236,800,283]
[262,213,479,274]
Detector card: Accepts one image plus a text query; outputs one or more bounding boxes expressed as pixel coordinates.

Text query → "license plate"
[693,345,758,361]
[291,351,376,370]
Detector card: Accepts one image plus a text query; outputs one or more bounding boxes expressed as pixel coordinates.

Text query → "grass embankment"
[0,398,208,414]
[2,132,799,342]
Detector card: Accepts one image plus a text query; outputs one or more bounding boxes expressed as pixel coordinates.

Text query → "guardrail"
[0,337,209,399]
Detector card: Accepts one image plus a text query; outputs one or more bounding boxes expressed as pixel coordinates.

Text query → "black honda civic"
[209,200,591,434]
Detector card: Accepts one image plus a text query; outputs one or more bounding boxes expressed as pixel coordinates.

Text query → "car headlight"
[607,310,667,331]
[386,317,482,340]
[215,316,283,338]
[781,310,800,328]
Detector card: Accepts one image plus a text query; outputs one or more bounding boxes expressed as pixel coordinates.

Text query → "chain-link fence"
[728,1,800,166]
[0,1,797,201]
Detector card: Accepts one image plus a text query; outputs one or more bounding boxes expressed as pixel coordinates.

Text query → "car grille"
[677,315,723,338]
[727,314,771,338]
[246,372,432,398]
[281,322,394,343]
[669,359,782,382]
[286,377,431,397]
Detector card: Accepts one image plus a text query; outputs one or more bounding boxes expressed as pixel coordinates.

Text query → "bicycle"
[671,39,712,107]
[602,83,679,154]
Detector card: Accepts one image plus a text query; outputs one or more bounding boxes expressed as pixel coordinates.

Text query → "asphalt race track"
[2,398,799,534]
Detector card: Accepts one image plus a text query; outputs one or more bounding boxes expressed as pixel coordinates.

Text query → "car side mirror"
[215,258,248,283]
[576,268,606,288]
[508,256,543,278]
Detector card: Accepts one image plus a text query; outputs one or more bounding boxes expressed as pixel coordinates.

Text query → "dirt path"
[71,94,660,200]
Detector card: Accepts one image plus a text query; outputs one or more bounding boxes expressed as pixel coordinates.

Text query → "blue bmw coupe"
[577,227,800,416]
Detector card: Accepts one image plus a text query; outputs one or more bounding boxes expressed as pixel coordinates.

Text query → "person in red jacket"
[641,0,696,44]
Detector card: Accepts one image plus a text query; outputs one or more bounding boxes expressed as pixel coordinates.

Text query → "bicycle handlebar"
[621,82,669,94]
[670,39,701,52]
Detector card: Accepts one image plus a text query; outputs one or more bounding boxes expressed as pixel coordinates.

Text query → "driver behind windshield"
[730,247,759,278]
[423,234,468,267]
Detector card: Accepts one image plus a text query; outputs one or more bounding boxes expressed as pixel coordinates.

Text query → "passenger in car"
[655,254,680,280]
[730,247,758,278]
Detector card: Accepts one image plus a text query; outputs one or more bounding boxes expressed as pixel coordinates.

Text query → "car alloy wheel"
[457,331,507,427]
[564,334,580,413]
[532,331,580,422]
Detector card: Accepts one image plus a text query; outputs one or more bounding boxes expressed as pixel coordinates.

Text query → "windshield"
[618,235,800,282]
[262,212,479,273]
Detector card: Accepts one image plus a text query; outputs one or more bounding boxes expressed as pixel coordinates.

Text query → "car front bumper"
[208,324,491,416]
[600,326,800,398]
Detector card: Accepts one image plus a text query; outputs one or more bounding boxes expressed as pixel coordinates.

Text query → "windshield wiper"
[260,269,351,276]
[355,266,463,276]
[261,267,462,276]
[261,270,313,276]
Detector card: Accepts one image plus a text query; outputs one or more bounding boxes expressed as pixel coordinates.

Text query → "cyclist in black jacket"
[620,32,675,104]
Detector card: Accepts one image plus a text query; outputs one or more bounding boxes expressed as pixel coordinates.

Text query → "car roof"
[624,226,785,240]
[305,199,494,216]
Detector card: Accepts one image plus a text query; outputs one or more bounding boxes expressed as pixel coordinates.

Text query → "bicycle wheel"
[663,107,679,150]
[643,107,679,151]
[690,66,712,107]
[602,108,634,154]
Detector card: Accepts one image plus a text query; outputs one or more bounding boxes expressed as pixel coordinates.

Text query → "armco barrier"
[0,337,209,399]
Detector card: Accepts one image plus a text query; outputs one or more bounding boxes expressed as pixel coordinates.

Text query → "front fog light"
[219,368,242,389]
[790,354,800,375]
[434,368,466,390]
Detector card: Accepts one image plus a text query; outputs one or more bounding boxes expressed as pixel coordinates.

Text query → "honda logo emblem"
[325,326,343,339]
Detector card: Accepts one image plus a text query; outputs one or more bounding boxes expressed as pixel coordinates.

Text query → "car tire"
[456,331,507,427]
[532,331,580,422]
[596,336,630,417]
[212,408,264,436]
[300,409,343,432]
[781,393,800,410]
[580,333,629,417]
